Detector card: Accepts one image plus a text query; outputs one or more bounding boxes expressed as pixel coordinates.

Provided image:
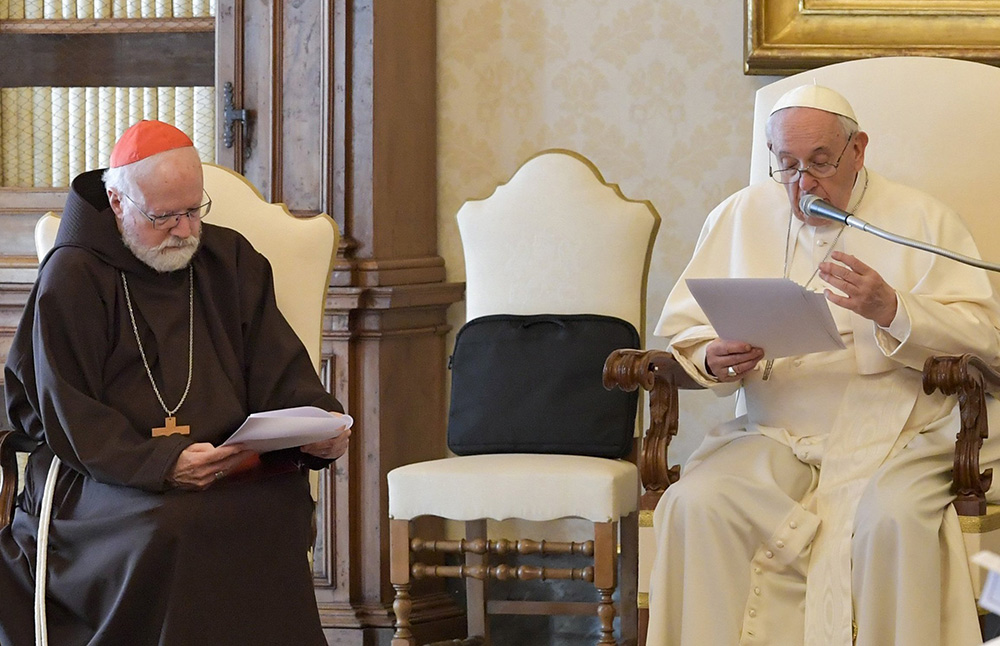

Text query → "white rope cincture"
[34,455,61,646]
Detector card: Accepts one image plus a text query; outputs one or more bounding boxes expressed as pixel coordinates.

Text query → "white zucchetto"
[769,84,858,125]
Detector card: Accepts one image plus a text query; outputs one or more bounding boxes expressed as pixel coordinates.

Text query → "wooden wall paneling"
[280,0,325,215]
[214,0,244,170]
[314,282,466,645]
[0,189,66,282]
[326,0,348,244]
[0,32,214,87]
[234,0,277,198]
[348,0,444,288]
[371,1,438,263]
[221,1,464,642]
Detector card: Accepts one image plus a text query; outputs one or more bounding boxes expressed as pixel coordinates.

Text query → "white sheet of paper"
[221,406,353,453]
[686,277,846,360]
[972,551,1000,619]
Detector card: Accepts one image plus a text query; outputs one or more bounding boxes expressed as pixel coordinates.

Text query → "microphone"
[799,194,854,226]
[798,193,1000,273]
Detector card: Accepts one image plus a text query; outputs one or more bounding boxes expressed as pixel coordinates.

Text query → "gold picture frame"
[745,0,1000,75]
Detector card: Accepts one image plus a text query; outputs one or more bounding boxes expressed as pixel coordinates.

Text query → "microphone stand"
[800,194,1000,273]
[843,216,1000,273]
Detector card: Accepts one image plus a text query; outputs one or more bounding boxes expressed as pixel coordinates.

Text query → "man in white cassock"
[646,85,1000,646]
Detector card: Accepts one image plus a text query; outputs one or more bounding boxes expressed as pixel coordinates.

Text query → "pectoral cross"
[153,417,191,437]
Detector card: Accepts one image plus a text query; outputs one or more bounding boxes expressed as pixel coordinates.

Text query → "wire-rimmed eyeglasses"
[768,133,854,184]
[122,190,212,230]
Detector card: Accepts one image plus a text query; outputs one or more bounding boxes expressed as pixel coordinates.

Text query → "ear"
[851,131,869,171]
[107,189,125,218]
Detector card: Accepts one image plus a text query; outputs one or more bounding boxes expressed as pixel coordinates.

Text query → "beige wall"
[437,0,779,465]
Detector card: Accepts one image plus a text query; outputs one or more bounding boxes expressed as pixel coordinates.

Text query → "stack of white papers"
[971,551,1000,643]
[686,277,846,359]
[221,406,353,453]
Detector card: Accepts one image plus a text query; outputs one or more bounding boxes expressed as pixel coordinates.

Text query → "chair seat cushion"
[387,454,638,522]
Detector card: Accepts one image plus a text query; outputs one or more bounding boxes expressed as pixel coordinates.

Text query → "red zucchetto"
[109,120,194,168]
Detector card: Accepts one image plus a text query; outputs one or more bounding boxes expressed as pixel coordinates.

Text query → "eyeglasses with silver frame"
[768,132,855,184]
[122,190,213,230]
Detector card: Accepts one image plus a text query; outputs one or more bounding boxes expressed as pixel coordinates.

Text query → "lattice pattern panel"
[0,0,214,19]
[0,86,216,187]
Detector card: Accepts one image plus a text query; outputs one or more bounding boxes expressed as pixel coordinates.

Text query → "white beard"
[121,215,201,273]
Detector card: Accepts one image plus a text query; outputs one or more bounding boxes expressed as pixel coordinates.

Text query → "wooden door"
[215,2,465,643]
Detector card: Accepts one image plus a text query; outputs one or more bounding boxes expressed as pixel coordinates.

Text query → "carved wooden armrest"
[923,353,1000,516]
[603,349,705,508]
[0,430,39,529]
[0,430,20,528]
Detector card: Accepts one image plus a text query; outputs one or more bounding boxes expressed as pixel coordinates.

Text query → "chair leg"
[390,518,416,646]
[594,521,619,646]
[619,512,639,646]
[465,519,490,644]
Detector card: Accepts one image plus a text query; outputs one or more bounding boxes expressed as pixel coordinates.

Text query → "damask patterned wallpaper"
[437,0,778,464]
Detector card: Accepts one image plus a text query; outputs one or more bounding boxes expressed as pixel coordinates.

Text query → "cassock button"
[753,586,761,595]
[775,540,785,549]
[765,550,774,559]
[789,521,798,529]
[748,609,758,618]
[754,567,762,574]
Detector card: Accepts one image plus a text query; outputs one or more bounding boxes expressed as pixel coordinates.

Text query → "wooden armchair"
[605,56,1000,644]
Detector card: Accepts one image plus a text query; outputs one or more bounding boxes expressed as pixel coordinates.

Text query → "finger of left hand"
[818,252,872,295]
[302,430,351,460]
[818,252,897,325]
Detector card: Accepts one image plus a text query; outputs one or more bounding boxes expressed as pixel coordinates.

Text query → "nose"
[797,170,819,193]
[169,214,198,238]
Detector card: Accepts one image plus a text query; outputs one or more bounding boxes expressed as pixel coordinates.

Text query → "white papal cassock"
[647,168,1000,646]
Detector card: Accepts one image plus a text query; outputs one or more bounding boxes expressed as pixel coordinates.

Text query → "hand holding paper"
[687,277,846,360]
[222,406,354,453]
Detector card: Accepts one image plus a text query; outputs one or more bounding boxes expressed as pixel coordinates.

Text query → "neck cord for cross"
[762,168,870,381]
[121,265,194,417]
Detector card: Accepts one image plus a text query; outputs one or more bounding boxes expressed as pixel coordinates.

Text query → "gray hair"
[765,110,858,145]
[102,154,160,207]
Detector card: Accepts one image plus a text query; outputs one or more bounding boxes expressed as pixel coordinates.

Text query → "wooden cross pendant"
[153,417,191,437]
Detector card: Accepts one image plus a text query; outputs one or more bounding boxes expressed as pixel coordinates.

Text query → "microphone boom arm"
[843,216,1000,274]
[800,193,1000,273]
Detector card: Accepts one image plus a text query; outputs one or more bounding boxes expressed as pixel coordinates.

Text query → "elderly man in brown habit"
[0,120,350,645]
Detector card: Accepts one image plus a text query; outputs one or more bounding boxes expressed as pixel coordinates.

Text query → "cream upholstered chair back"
[458,150,658,332]
[201,163,337,372]
[34,213,60,262]
[748,56,1000,294]
[32,163,338,372]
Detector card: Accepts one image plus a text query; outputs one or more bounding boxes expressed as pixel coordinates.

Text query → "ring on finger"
[726,366,737,377]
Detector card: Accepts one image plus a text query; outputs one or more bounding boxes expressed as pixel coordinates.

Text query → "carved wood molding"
[410,537,595,557]
[923,353,998,515]
[603,349,702,509]
[412,562,595,583]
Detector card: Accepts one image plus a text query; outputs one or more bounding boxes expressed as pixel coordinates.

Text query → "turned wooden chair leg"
[619,512,638,646]
[465,519,490,644]
[391,518,416,646]
[595,521,619,646]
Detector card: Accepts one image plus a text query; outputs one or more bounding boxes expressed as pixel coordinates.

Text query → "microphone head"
[799,193,821,215]
[797,193,850,225]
